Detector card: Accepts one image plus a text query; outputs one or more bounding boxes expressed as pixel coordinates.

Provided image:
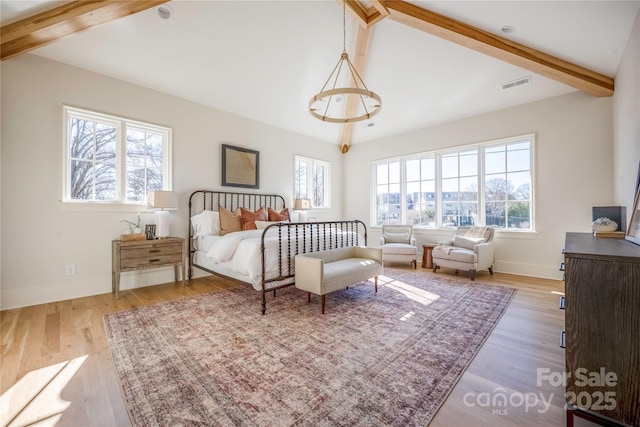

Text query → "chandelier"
[308,1,382,124]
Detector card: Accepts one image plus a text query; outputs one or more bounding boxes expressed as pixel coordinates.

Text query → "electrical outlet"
[65,264,76,275]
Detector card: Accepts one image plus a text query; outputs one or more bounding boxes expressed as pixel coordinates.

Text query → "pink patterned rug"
[104,268,516,426]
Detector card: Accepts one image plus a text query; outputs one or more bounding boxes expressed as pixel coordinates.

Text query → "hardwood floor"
[1,268,566,426]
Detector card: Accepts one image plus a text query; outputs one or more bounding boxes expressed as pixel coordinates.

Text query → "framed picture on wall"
[626,177,640,246]
[221,144,260,189]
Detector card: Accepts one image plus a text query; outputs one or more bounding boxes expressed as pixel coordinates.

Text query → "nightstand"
[112,237,185,299]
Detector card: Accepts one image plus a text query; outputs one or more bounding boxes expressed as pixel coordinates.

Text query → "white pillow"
[384,232,409,243]
[453,235,486,250]
[191,210,220,237]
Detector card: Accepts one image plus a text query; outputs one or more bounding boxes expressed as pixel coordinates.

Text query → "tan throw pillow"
[267,207,290,222]
[219,206,242,236]
[240,207,268,230]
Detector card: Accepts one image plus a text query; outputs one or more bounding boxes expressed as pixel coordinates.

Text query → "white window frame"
[371,134,535,231]
[62,106,172,205]
[294,155,331,209]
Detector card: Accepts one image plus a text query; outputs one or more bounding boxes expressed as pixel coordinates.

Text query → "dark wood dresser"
[563,232,640,426]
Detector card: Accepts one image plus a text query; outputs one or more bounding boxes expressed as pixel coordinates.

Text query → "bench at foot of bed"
[294,246,384,314]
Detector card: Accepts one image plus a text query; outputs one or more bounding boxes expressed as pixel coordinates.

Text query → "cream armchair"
[379,224,417,269]
[432,226,495,280]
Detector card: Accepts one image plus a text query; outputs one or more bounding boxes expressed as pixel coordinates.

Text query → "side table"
[422,243,437,269]
[112,237,185,299]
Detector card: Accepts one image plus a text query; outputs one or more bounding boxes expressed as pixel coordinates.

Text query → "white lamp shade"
[294,198,311,210]
[148,191,177,210]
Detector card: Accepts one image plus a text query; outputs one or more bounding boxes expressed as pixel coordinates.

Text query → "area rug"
[104,268,516,426]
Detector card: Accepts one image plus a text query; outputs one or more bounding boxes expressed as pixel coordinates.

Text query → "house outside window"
[63,106,172,204]
[371,134,534,231]
[294,155,331,208]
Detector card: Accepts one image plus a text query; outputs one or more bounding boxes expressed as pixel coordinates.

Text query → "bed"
[188,190,367,314]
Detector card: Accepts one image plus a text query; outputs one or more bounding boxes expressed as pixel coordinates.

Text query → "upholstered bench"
[294,246,384,314]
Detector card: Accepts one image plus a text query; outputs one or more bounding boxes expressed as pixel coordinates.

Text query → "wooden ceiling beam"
[383,0,614,97]
[1,0,168,61]
[340,24,373,153]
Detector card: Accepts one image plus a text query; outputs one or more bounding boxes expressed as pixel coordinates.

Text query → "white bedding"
[194,226,363,291]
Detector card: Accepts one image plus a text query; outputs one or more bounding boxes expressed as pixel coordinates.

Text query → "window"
[63,106,172,204]
[371,134,534,231]
[294,155,331,208]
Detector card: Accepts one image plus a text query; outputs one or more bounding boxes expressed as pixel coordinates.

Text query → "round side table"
[422,244,437,269]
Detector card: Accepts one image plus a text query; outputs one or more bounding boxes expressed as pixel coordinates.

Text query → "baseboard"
[493,260,563,280]
[0,267,195,311]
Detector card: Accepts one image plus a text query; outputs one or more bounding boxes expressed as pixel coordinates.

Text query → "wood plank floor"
[1,268,566,426]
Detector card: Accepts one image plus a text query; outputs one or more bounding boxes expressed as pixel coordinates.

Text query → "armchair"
[432,226,495,280]
[379,224,417,269]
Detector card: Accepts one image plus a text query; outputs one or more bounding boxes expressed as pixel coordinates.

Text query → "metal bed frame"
[188,190,367,314]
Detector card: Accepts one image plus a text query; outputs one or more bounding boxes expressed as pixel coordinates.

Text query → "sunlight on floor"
[379,275,441,306]
[1,355,87,427]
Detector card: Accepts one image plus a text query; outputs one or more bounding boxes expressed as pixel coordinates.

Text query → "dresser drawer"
[121,253,183,269]
[121,243,182,259]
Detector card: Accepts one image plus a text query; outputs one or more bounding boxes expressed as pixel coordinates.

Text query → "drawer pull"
[149,249,161,253]
[559,262,565,271]
[559,296,565,309]
[149,259,160,263]
[560,331,566,348]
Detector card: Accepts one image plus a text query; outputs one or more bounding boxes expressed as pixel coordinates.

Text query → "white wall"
[0,54,343,310]
[343,91,614,279]
[613,9,640,212]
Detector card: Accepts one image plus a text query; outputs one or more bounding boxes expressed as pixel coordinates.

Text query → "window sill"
[58,200,151,213]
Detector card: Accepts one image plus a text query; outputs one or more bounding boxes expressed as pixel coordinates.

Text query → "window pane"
[70,159,93,200]
[70,119,95,160]
[377,164,388,184]
[406,159,420,182]
[508,201,531,229]
[95,123,116,162]
[508,172,531,200]
[485,175,507,201]
[485,146,505,174]
[459,176,478,200]
[422,158,435,180]
[441,154,458,178]
[460,202,478,226]
[486,202,506,228]
[442,177,458,194]
[389,162,400,183]
[95,164,116,200]
[459,150,477,176]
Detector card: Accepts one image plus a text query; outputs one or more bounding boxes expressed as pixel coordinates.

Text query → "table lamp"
[148,191,177,238]
[294,198,311,222]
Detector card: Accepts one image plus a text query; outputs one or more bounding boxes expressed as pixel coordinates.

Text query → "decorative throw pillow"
[190,210,220,237]
[219,206,242,236]
[267,207,290,222]
[240,207,268,230]
[453,235,486,250]
[384,232,410,244]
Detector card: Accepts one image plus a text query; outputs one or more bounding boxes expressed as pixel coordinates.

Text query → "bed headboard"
[188,189,285,216]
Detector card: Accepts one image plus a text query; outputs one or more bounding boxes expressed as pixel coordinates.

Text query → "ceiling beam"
[1,0,168,61]
[340,24,373,153]
[383,0,614,97]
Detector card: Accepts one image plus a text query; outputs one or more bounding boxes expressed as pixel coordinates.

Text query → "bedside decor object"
[591,217,618,233]
[592,206,626,232]
[294,198,311,222]
[148,191,177,238]
[222,144,259,189]
[145,224,156,240]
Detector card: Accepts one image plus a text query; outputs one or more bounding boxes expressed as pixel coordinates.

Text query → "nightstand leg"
[113,271,120,299]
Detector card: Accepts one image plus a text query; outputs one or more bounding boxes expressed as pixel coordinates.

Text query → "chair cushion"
[381,243,417,255]
[433,247,477,263]
[384,232,410,243]
[453,235,486,250]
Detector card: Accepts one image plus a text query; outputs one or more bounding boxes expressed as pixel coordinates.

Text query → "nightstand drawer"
[121,253,183,269]
[121,243,182,259]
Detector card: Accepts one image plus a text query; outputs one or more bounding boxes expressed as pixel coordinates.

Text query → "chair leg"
[374,276,378,293]
[321,294,326,314]
[307,292,311,303]
[488,266,494,275]
[433,264,438,273]
[412,259,417,269]
[470,269,476,281]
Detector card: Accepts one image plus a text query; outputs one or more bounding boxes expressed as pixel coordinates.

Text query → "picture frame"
[221,144,259,189]
[626,186,640,246]
[145,224,157,240]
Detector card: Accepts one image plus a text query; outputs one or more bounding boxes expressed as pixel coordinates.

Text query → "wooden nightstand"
[112,237,185,299]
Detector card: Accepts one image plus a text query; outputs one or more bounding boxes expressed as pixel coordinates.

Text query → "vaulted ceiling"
[2,1,638,151]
